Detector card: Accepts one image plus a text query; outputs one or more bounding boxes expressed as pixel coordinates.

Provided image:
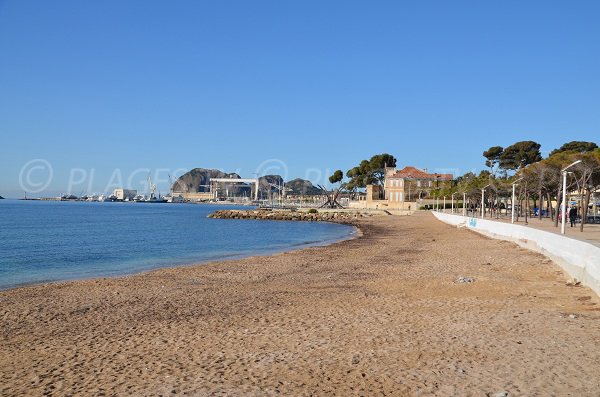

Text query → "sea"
[0,200,355,290]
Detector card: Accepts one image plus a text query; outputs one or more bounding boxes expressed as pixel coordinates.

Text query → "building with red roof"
[384,166,454,208]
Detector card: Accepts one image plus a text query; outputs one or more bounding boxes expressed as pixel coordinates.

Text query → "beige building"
[351,166,454,210]
[178,192,214,202]
[386,167,453,206]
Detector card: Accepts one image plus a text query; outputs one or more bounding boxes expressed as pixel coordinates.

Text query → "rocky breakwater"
[208,209,367,224]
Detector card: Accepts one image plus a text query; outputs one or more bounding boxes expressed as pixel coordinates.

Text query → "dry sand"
[1,212,599,396]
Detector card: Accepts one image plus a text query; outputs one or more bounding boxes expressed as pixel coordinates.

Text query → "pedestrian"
[569,206,577,227]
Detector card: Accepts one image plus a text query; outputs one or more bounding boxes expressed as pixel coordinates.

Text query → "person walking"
[569,206,578,227]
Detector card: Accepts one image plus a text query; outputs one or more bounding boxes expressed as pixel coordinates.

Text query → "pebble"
[566,278,581,287]
[455,276,475,283]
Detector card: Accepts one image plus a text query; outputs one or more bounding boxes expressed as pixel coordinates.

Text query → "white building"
[113,188,137,200]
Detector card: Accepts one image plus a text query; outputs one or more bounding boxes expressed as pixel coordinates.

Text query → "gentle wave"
[0,200,354,290]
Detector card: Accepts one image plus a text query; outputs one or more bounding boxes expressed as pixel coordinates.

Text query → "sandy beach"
[1,212,599,396]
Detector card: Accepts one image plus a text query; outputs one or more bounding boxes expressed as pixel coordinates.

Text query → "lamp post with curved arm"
[511,177,523,224]
[561,160,582,234]
[481,184,491,219]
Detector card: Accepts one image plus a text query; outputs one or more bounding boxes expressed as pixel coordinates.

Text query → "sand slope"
[1,212,599,396]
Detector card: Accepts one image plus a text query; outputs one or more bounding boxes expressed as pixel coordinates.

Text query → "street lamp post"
[452,193,456,214]
[463,193,466,217]
[443,196,446,213]
[561,160,582,234]
[481,184,491,219]
[511,177,524,224]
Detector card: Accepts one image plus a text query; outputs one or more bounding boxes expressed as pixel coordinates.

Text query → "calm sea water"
[0,200,354,290]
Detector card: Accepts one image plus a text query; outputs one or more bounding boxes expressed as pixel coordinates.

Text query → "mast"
[147,174,157,199]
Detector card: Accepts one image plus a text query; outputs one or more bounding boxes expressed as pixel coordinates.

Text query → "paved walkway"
[441,210,600,248]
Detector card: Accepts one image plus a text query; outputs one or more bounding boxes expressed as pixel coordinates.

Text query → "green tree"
[483,146,504,175]
[329,170,343,184]
[368,153,397,185]
[549,141,598,156]
[345,153,397,189]
[499,140,542,172]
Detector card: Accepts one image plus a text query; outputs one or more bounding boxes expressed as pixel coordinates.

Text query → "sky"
[1,0,599,197]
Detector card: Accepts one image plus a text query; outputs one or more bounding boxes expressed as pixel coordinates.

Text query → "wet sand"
[1,212,599,396]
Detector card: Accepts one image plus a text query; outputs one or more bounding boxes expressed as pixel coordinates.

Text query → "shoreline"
[0,219,360,293]
[2,213,599,396]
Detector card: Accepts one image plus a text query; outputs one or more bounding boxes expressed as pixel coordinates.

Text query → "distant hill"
[172,169,324,197]
[173,168,244,193]
[285,178,324,196]
[257,175,284,196]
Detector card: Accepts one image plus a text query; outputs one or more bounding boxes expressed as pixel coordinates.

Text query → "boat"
[165,175,185,203]
[60,194,78,201]
[166,195,184,203]
[139,175,167,203]
[144,196,167,203]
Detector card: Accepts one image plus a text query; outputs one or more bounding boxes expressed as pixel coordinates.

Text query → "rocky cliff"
[173,168,243,193]
[173,169,325,197]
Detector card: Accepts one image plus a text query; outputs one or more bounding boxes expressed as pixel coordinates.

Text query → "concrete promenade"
[441,209,600,248]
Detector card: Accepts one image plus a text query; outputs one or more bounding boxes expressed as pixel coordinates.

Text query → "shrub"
[307,208,318,214]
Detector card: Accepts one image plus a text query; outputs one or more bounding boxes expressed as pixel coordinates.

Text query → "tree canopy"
[549,141,598,156]
[499,140,542,171]
[328,170,343,184]
[482,141,542,176]
[345,153,397,190]
[483,146,503,175]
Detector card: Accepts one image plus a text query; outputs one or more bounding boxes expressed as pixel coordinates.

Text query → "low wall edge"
[431,211,600,297]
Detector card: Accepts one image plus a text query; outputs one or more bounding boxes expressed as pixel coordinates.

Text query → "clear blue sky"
[1,0,599,197]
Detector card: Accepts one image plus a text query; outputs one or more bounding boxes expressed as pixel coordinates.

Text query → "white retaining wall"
[432,211,600,297]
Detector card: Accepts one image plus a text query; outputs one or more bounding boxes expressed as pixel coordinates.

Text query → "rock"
[351,355,360,364]
[455,276,475,283]
[568,314,576,319]
[489,392,508,397]
[207,209,357,224]
[566,278,581,287]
